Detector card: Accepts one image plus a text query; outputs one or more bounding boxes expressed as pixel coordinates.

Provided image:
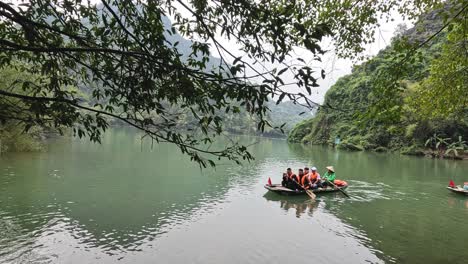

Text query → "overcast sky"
[198,10,411,105]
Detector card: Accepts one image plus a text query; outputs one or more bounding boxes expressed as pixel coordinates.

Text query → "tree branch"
[0,89,242,157]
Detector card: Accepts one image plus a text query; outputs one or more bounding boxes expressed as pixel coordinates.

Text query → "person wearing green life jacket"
[322,166,336,188]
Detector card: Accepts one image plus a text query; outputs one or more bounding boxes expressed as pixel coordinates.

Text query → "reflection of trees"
[263,193,319,218]
[289,139,468,263]
[0,129,273,257]
[322,192,468,264]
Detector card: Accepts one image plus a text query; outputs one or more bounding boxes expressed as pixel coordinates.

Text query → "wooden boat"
[264,182,348,196]
[447,186,468,196]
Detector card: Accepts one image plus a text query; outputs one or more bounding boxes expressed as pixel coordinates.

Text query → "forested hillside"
[289,6,468,159]
[215,100,313,137]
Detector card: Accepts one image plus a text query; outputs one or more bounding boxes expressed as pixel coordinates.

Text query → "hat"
[326,166,334,172]
[311,167,317,171]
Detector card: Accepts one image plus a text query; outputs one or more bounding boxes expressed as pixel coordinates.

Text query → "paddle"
[305,188,316,200]
[325,178,350,198]
[292,179,316,200]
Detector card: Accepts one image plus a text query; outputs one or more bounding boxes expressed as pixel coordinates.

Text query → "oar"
[305,188,316,200]
[325,179,350,198]
[293,179,316,200]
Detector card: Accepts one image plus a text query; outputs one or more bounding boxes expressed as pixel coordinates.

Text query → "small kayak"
[264,181,348,196]
[447,186,468,196]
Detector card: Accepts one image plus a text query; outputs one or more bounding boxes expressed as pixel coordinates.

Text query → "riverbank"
[289,139,468,161]
[0,125,68,153]
[0,122,287,155]
[401,145,468,160]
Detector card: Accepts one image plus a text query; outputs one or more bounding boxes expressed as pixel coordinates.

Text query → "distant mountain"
[267,101,315,131]
[160,17,313,136]
[161,16,223,71]
[82,11,310,137]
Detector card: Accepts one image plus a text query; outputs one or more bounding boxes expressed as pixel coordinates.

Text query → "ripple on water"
[345,180,392,202]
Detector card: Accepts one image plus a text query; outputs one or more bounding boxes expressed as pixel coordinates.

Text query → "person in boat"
[301,167,316,189]
[285,168,295,180]
[287,168,302,190]
[293,169,305,190]
[301,168,311,189]
[308,167,321,189]
[322,166,336,188]
[283,168,300,189]
[298,169,304,179]
[281,172,288,187]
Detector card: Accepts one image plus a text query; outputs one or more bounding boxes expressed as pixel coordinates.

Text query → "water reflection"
[0,129,264,263]
[262,191,385,264]
[447,195,468,209]
[1,131,468,264]
[263,192,319,218]
[287,142,468,263]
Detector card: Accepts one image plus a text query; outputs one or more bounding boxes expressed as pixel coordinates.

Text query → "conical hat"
[326,166,334,172]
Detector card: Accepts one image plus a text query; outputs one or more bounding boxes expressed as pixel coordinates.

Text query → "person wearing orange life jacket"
[285,168,295,180]
[304,167,310,177]
[288,168,302,190]
[301,167,311,189]
[290,169,303,190]
[283,168,300,190]
[308,167,321,189]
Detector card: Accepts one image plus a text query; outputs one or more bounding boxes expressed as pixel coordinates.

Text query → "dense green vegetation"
[108,98,311,138]
[0,0,461,165]
[0,67,45,152]
[194,100,312,138]
[289,6,468,159]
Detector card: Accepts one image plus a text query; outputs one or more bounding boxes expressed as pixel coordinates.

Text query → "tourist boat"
[447,186,468,196]
[264,180,348,196]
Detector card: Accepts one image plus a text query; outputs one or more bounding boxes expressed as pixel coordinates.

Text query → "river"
[1,128,468,264]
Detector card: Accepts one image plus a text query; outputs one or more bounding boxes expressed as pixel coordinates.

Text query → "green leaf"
[276,93,286,105]
[277,68,288,76]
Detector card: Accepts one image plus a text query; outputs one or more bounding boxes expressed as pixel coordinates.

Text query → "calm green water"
[1,128,468,264]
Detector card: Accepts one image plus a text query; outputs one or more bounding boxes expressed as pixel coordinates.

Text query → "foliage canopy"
[289,2,468,157]
[0,0,448,166]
